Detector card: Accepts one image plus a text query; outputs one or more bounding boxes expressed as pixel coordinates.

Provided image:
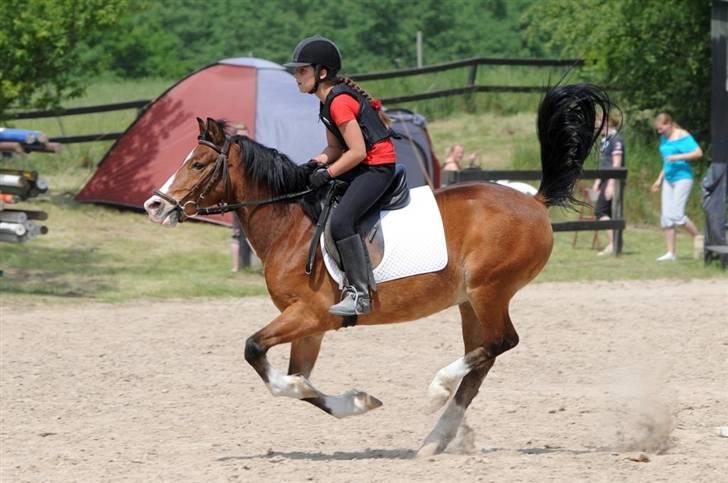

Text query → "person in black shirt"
[591,112,625,256]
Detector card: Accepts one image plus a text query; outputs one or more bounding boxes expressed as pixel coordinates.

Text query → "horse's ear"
[196,117,206,136]
[206,116,225,145]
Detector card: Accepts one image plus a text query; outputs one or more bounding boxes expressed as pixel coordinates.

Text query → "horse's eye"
[191,161,205,170]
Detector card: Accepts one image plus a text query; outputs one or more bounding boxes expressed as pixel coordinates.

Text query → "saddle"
[306,165,410,277]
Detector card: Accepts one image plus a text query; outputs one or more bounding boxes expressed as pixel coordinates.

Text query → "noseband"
[153,136,234,221]
[153,135,312,222]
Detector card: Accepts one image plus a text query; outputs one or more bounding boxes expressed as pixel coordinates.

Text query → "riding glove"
[309,167,332,189]
[302,159,321,176]
[305,159,321,172]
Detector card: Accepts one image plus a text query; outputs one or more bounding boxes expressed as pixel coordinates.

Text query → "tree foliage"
[1,0,544,115]
[524,0,711,140]
[4,0,710,143]
[86,0,540,78]
[0,0,129,115]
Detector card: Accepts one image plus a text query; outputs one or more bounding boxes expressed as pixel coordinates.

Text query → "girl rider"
[285,36,397,316]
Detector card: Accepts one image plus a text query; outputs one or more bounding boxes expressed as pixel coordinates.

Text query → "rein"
[196,188,314,215]
[154,135,312,220]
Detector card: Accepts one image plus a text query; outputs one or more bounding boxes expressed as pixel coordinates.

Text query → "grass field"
[1,194,724,305]
[2,76,724,304]
[0,197,264,303]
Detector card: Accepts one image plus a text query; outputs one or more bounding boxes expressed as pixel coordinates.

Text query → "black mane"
[233,136,307,194]
[232,136,321,221]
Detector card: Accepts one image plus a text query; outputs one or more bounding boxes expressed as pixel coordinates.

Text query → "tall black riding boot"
[329,235,372,316]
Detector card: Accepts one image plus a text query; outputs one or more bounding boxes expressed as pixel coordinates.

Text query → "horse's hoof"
[417,441,444,458]
[367,394,384,409]
[350,390,383,412]
[326,390,383,418]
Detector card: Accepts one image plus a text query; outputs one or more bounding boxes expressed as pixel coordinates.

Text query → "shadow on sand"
[218,448,417,462]
[218,445,601,462]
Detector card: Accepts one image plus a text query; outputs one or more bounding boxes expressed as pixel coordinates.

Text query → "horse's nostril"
[149,201,161,211]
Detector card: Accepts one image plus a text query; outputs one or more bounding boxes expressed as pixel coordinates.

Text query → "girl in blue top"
[650,113,703,261]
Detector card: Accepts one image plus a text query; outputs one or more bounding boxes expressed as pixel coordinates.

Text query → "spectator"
[591,111,625,256]
[442,144,463,172]
[650,113,703,261]
[442,144,479,172]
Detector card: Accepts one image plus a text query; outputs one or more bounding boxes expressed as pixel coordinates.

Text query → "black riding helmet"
[285,36,341,93]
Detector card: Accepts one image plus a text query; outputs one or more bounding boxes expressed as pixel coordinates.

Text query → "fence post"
[612,176,624,255]
[239,237,252,268]
[416,31,423,68]
[464,62,478,111]
[468,63,477,87]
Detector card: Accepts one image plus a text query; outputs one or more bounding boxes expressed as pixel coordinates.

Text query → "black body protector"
[319,84,393,151]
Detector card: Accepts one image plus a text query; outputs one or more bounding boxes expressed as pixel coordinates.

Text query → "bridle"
[153,135,312,222]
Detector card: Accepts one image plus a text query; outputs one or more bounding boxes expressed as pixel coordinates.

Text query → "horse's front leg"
[288,334,324,379]
[244,304,382,418]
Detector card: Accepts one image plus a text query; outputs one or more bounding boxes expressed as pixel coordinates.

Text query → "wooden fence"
[351,56,583,104]
[4,56,583,144]
[442,168,627,255]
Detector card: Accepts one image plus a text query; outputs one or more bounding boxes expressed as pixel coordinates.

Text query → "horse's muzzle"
[144,195,180,226]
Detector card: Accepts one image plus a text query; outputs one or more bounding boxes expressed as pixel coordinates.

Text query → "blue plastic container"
[0,128,45,144]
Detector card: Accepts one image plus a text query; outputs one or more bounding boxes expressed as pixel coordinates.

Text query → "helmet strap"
[309,65,323,94]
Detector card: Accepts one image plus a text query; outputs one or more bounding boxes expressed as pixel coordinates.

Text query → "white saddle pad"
[322,185,448,287]
[496,180,538,196]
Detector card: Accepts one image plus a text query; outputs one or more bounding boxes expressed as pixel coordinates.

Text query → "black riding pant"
[330,163,396,241]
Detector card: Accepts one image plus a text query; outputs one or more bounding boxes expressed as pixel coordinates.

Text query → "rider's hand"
[309,167,333,189]
[302,159,320,176]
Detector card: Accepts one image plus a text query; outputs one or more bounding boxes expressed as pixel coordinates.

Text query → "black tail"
[536,84,611,208]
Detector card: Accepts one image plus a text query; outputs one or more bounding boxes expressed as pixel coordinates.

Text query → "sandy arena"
[2,279,727,482]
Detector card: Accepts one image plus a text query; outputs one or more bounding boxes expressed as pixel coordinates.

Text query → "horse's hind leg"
[419,359,494,457]
[244,304,382,418]
[419,302,494,456]
[419,295,518,456]
[426,302,488,413]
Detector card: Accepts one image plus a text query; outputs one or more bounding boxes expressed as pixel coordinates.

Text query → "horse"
[144,84,610,456]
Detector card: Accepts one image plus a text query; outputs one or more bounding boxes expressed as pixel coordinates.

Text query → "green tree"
[82,0,544,81]
[0,0,129,116]
[524,0,711,140]
[84,1,180,78]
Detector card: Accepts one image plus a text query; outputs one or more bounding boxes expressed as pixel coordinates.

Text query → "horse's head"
[144,117,236,226]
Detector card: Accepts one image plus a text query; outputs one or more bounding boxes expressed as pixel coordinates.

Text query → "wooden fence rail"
[49,133,125,144]
[442,168,627,255]
[4,55,584,143]
[5,100,150,121]
[349,56,584,82]
[379,85,548,104]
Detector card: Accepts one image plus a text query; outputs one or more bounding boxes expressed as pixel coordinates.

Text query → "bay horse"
[144,84,609,456]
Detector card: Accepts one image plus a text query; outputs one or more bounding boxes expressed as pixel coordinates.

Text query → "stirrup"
[329,288,371,316]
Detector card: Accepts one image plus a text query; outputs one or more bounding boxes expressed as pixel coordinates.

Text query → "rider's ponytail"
[336,77,391,128]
